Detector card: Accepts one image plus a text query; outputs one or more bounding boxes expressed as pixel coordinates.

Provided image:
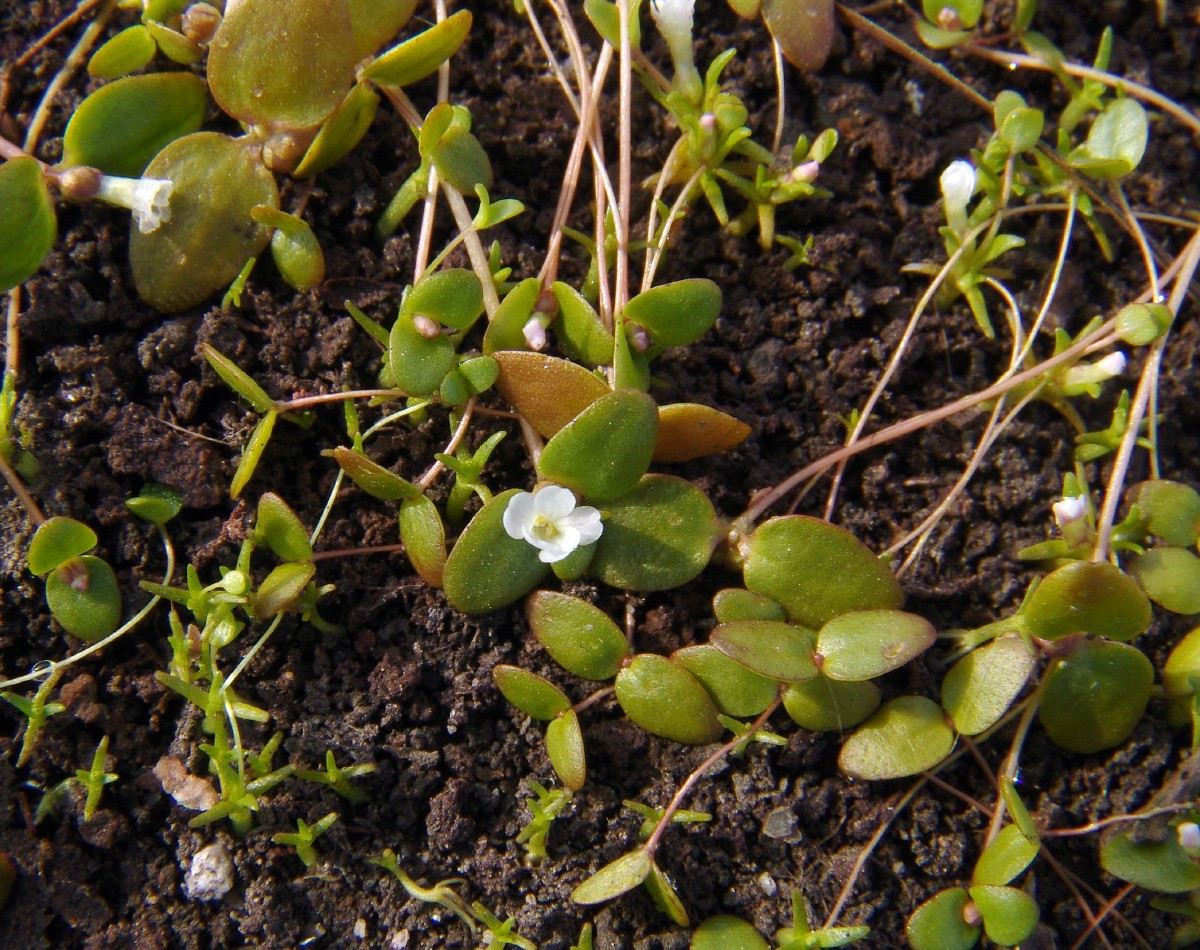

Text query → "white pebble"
[185,842,235,901]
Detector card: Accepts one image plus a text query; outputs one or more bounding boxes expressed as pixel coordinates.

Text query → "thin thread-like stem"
[417,397,476,490]
[0,449,45,525]
[0,0,102,116]
[613,0,633,314]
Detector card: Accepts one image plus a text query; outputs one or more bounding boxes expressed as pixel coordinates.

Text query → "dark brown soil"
[2,1,1199,948]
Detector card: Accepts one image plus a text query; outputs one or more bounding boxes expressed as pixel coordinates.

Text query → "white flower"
[1052,496,1087,529]
[522,316,548,351]
[1096,351,1127,377]
[1179,822,1200,850]
[939,160,976,235]
[650,0,702,102]
[503,485,603,563]
[96,174,174,234]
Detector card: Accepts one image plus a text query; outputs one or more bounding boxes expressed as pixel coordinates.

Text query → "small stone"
[762,806,797,840]
[757,871,777,897]
[185,842,235,901]
[389,931,410,950]
[353,919,368,940]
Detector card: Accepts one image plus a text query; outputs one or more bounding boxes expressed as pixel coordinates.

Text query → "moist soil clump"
[2,1,1199,948]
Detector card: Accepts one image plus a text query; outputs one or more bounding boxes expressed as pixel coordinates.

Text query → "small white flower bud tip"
[1096,352,1127,377]
[1052,496,1087,527]
[1178,822,1200,850]
[940,160,976,218]
[522,316,548,351]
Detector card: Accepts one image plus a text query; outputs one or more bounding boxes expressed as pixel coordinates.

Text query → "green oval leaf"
[254,492,313,561]
[623,278,721,347]
[941,634,1037,736]
[45,556,122,641]
[782,675,881,732]
[571,849,652,905]
[131,132,278,312]
[710,620,819,683]
[589,475,719,591]
[28,516,97,576]
[1038,640,1153,753]
[1128,479,1200,547]
[762,0,834,72]
[1100,833,1200,893]
[1163,625,1200,726]
[654,403,750,463]
[1128,548,1200,614]
[742,516,903,629]
[644,860,688,928]
[404,268,484,331]
[672,644,779,717]
[208,0,355,129]
[63,73,206,177]
[88,25,157,79]
[443,489,549,614]
[493,351,610,438]
[294,82,381,178]
[1074,97,1148,180]
[329,446,421,501]
[484,278,542,355]
[1024,561,1151,643]
[252,207,324,292]
[526,591,629,681]
[493,664,570,721]
[691,915,770,950]
[230,410,277,500]
[144,20,203,65]
[906,887,979,950]
[712,588,786,623]
[252,561,315,619]
[200,343,274,413]
[387,313,455,397]
[538,389,658,502]
[972,824,1039,887]
[364,9,472,87]
[546,709,587,791]
[399,494,447,588]
[615,654,723,744]
[124,483,183,526]
[967,884,1039,946]
[349,0,420,59]
[839,696,955,780]
[553,281,615,366]
[430,124,494,195]
[0,156,56,293]
[815,609,935,681]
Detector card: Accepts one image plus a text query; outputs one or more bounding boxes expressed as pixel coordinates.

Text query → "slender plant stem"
[0,450,45,525]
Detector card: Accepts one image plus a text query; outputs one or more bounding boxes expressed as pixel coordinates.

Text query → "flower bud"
[940,160,975,235]
[181,3,222,45]
[57,165,102,201]
[412,314,442,339]
[522,316,548,351]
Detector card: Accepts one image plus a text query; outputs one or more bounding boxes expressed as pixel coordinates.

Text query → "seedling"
[272,812,339,868]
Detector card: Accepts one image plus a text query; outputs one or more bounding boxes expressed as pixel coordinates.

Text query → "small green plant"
[693,889,870,948]
[272,812,339,868]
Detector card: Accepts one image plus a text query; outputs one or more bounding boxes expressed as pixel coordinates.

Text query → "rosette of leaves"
[907,784,1042,949]
[46,0,476,310]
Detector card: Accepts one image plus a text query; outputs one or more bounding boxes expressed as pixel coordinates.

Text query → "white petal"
[561,506,603,546]
[532,485,577,520]
[1052,496,1086,527]
[1096,352,1127,377]
[940,160,976,210]
[538,525,581,563]
[503,491,536,540]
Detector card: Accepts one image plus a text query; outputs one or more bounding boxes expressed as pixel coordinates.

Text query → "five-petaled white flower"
[96,174,174,234]
[939,160,976,235]
[503,485,603,563]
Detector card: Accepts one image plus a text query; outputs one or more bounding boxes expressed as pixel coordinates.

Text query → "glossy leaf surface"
[294,83,381,178]
[493,351,610,438]
[28,517,97,576]
[742,516,903,628]
[942,634,1036,735]
[484,278,542,354]
[364,10,472,87]
[1129,479,1200,547]
[622,278,721,347]
[691,916,769,950]
[1038,640,1153,753]
[255,493,313,561]
[672,644,779,718]
[348,0,419,59]
[252,561,315,619]
[553,281,614,366]
[839,696,955,780]
[546,709,586,790]
[538,390,658,502]
[63,73,206,177]
[762,0,835,72]
[208,0,355,130]
[906,887,979,950]
[329,447,421,501]
[0,157,55,293]
[493,665,570,721]
[131,132,278,312]
[815,609,935,681]
[399,495,447,588]
[1128,547,1200,614]
[88,25,156,79]
[46,556,122,641]
[443,489,548,614]
[712,588,786,623]
[572,849,651,904]
[653,403,750,463]
[972,824,1039,887]
[782,675,881,732]
[1024,560,1150,642]
[589,475,718,591]
[1100,833,1200,893]
[968,885,1039,946]
[615,655,722,744]
[710,620,818,683]
[527,591,629,681]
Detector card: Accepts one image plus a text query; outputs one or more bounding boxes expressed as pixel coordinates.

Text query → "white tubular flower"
[939,160,976,235]
[1061,350,1127,394]
[1178,822,1200,851]
[503,485,603,564]
[96,174,174,234]
[522,316,548,351]
[650,0,702,102]
[1096,351,1127,377]
[1052,496,1087,529]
